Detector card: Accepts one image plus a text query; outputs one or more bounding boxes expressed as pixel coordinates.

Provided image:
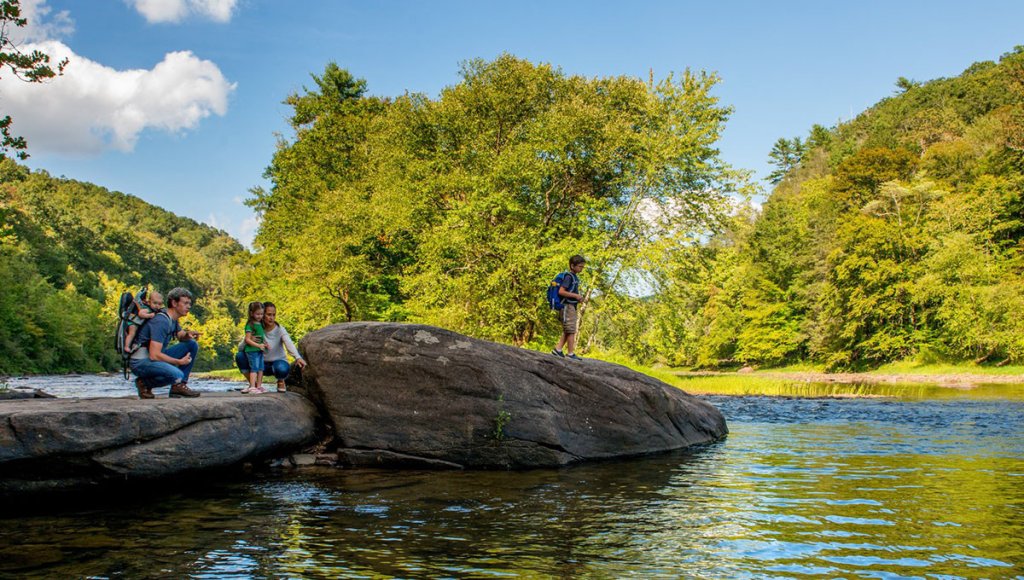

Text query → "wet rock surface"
[296,322,728,469]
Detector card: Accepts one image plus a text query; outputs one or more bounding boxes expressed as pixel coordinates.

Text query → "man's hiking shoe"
[567,354,583,361]
[169,383,200,398]
[551,349,565,357]
[135,378,154,400]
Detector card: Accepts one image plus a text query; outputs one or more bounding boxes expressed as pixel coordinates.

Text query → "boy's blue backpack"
[546,272,569,310]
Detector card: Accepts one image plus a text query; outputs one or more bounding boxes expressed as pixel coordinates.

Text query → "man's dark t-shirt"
[559,272,581,305]
[130,312,181,361]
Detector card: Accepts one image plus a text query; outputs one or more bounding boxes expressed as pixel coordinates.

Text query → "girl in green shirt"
[241,301,268,394]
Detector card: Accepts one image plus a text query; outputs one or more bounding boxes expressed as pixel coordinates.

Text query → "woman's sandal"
[277,381,287,393]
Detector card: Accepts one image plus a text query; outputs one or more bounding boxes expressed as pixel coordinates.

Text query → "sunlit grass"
[651,371,1024,399]
[194,368,246,382]
[581,353,1024,399]
[871,360,1024,375]
[752,362,825,373]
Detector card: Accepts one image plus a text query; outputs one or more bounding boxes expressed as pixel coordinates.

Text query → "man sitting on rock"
[129,287,202,399]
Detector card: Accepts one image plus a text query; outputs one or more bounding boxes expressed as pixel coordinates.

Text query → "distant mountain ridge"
[710,46,1024,370]
[0,159,248,374]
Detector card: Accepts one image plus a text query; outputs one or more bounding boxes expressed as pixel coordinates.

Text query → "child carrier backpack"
[115,287,147,379]
[546,271,570,310]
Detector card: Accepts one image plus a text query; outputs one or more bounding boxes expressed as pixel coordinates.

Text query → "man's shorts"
[561,303,578,335]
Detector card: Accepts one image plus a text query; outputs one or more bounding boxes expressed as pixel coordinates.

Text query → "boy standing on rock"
[552,255,586,360]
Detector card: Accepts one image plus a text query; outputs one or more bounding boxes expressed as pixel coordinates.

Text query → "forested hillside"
[0,160,249,373]
[7,47,1021,375]
[684,46,1024,370]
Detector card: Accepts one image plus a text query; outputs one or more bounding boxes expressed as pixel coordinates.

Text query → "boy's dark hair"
[569,255,586,268]
[262,301,276,310]
[166,287,193,307]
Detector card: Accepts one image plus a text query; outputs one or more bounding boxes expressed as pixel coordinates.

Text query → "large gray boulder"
[0,393,318,495]
[296,323,727,469]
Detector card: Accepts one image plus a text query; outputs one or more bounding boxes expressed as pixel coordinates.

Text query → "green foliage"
[247,54,748,349]
[767,137,806,184]
[491,395,512,442]
[20,49,1017,375]
[0,159,248,373]
[895,77,920,93]
[831,147,919,206]
[719,48,1024,370]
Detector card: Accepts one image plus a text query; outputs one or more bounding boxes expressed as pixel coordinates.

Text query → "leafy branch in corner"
[0,0,69,159]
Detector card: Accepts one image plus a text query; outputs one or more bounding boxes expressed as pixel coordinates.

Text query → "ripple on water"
[0,382,1022,577]
[4,373,239,398]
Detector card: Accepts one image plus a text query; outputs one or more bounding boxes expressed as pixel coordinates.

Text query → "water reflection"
[1,385,1022,577]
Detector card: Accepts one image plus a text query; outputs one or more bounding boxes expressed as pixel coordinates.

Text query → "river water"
[0,376,1022,578]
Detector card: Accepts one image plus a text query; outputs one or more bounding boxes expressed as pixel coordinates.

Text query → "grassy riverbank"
[594,353,1024,399]
[193,369,246,382]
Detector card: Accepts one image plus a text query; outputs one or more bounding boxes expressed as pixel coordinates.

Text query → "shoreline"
[1,371,246,382]
[7,368,1024,389]
[673,370,1024,387]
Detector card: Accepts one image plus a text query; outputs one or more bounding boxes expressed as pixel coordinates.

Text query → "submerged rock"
[296,322,727,469]
[0,388,56,400]
[0,393,318,495]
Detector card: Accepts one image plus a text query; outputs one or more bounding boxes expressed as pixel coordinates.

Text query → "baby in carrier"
[124,289,165,353]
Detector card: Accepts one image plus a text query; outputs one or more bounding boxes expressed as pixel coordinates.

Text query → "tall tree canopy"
[245,54,749,347]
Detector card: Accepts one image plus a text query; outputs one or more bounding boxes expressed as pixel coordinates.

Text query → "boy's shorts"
[561,303,578,335]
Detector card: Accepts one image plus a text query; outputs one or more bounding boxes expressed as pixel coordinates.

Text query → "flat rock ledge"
[0,393,318,496]
[295,322,728,469]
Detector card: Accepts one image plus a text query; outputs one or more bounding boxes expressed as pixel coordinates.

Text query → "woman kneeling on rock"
[235,302,306,392]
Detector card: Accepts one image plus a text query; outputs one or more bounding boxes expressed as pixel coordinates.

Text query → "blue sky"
[6,0,1024,247]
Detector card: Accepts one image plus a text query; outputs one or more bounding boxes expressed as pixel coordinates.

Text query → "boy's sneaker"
[551,349,565,357]
[567,354,583,361]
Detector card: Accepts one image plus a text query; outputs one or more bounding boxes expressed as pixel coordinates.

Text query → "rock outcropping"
[0,393,317,495]
[296,323,727,469]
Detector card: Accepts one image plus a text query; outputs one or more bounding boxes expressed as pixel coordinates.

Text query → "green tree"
[250,55,749,349]
[767,137,805,184]
[895,76,920,93]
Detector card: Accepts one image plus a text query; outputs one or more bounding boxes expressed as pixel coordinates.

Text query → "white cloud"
[204,209,259,248]
[7,0,74,44]
[206,212,221,230]
[0,40,236,154]
[127,0,238,23]
[238,213,260,247]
